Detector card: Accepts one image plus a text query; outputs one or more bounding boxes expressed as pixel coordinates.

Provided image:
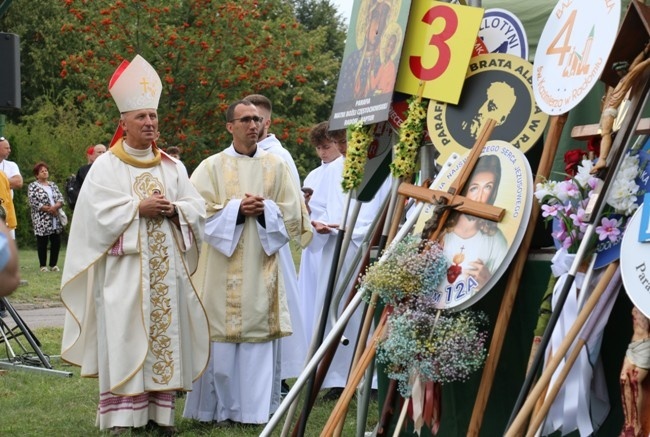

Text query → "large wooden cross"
[389,118,506,246]
[321,117,507,436]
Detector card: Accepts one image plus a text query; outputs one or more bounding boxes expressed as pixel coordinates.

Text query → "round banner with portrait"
[427,53,548,164]
[413,140,533,311]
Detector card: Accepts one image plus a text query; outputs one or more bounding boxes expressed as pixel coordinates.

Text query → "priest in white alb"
[183,99,312,426]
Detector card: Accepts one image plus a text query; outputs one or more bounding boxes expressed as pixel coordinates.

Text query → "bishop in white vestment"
[61,55,210,433]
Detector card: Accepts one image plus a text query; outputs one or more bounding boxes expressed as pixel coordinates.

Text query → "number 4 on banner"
[395,1,484,104]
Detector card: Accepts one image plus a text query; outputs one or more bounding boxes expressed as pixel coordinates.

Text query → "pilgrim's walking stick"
[466,112,568,436]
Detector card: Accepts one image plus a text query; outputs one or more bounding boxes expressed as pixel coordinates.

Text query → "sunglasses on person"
[229,116,264,125]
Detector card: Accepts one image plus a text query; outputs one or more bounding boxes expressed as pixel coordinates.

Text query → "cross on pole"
[398,118,506,241]
[324,118,507,437]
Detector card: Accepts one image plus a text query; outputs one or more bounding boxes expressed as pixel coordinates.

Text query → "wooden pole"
[467,113,568,435]
[321,311,389,436]
[525,268,620,436]
[504,261,619,437]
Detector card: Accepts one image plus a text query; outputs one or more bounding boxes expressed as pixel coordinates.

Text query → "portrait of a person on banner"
[437,155,508,299]
[330,0,410,130]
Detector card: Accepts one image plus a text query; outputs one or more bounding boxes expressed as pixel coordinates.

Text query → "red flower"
[587,136,601,158]
[564,148,586,177]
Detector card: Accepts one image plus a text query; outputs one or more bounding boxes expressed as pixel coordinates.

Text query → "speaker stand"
[0,297,71,377]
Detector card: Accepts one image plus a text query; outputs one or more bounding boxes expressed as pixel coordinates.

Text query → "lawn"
[0,248,379,436]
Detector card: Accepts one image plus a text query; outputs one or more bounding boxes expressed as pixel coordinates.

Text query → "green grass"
[1,248,379,436]
[11,247,66,306]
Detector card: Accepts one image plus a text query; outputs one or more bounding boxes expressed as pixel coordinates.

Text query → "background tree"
[0,0,347,246]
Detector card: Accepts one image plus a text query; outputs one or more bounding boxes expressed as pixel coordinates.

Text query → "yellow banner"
[395,1,483,104]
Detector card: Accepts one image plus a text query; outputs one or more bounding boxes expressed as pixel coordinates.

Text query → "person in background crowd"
[0,137,23,198]
[77,143,107,187]
[68,144,107,211]
[305,121,389,400]
[243,93,307,393]
[165,146,181,160]
[0,220,19,297]
[27,162,65,272]
[297,121,342,346]
[184,99,312,427]
[243,94,301,186]
[329,128,348,155]
[60,54,209,435]
[0,171,17,249]
[0,136,22,316]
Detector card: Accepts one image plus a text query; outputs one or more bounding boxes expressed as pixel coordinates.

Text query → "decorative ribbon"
[543,265,620,436]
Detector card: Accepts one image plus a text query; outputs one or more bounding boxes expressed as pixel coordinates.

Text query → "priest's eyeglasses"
[229,116,264,125]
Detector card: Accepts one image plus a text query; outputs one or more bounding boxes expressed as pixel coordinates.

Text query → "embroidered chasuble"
[190,148,312,343]
[61,139,210,396]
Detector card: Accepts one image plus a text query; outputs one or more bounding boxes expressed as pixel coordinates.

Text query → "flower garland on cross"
[340,90,490,434]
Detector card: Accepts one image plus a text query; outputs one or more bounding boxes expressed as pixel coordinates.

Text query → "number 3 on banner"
[409,5,457,81]
[395,1,483,104]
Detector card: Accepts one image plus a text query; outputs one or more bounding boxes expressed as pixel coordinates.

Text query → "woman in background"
[27,162,65,272]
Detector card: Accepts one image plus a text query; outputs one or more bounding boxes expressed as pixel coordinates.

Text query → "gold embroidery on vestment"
[134,172,174,385]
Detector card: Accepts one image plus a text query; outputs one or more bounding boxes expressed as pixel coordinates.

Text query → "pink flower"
[570,207,588,233]
[595,217,621,242]
[541,204,562,218]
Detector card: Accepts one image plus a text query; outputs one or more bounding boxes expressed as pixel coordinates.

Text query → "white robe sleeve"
[204,199,244,257]
[257,200,290,255]
[119,217,141,255]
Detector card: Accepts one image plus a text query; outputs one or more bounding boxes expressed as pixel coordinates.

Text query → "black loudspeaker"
[0,33,21,110]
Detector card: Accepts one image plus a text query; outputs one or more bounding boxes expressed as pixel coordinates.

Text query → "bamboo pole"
[467,113,568,435]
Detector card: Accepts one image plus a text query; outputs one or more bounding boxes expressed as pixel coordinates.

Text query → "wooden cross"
[570,1,650,170]
[395,118,506,245]
[322,118,507,437]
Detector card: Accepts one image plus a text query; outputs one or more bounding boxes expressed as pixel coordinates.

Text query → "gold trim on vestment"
[134,172,174,385]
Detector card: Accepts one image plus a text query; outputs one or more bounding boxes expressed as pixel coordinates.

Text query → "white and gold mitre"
[108,54,162,113]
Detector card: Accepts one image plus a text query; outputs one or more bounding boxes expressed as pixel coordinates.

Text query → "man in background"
[243,94,300,186]
[0,136,22,317]
[243,93,307,393]
[67,144,107,210]
[165,146,181,160]
[0,137,23,231]
[77,143,107,186]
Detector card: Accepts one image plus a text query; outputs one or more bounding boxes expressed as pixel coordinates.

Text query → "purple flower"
[596,217,621,242]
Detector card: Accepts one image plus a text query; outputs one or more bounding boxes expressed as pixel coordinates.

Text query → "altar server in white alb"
[60,54,210,435]
[183,99,312,426]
